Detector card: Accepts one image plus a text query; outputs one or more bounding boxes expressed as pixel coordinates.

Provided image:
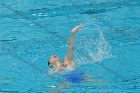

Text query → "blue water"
[0,0,140,93]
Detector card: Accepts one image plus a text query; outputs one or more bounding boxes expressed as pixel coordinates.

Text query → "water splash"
[75,22,113,65]
[89,31,112,62]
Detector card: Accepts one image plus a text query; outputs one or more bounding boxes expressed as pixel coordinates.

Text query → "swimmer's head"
[48,55,62,68]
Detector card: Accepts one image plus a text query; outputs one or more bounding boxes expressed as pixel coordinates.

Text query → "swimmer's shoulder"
[64,56,75,68]
[64,61,75,68]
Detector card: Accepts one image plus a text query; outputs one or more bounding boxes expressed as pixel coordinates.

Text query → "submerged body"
[64,68,84,83]
[48,67,85,83]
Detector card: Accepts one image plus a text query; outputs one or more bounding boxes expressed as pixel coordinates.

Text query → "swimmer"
[48,24,84,73]
[48,24,105,93]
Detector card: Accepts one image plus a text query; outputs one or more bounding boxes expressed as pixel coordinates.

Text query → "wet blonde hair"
[48,55,58,67]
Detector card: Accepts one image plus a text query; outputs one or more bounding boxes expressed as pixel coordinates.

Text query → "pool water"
[0,0,140,93]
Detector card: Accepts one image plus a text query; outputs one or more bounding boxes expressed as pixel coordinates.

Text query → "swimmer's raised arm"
[64,24,83,67]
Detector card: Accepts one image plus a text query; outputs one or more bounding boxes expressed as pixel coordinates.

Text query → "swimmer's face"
[48,55,62,68]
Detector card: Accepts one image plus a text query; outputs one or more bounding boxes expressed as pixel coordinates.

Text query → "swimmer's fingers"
[71,24,84,33]
[85,79,107,83]
[79,23,84,28]
[83,73,93,78]
[83,74,106,83]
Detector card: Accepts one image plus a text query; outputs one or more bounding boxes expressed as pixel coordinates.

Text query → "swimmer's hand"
[71,24,84,33]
